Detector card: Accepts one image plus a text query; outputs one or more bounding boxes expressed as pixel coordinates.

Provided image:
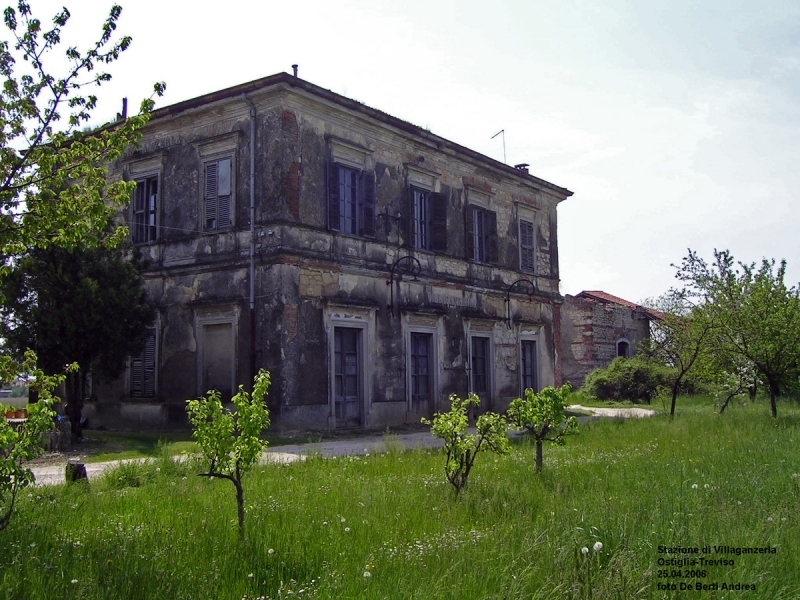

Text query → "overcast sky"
[21,0,800,303]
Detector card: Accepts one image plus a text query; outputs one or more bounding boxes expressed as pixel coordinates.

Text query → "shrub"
[583,356,672,403]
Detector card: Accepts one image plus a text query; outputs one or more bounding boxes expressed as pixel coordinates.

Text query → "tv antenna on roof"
[492,129,506,164]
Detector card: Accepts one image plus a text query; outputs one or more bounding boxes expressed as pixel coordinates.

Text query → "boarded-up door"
[203,322,233,399]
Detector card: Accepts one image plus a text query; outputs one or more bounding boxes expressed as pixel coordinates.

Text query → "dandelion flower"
[692,484,698,489]
[71,580,78,584]
[363,571,371,579]
[345,527,351,533]
[581,547,589,555]
[248,573,254,579]
[268,548,274,555]
[704,484,710,489]
[593,542,603,552]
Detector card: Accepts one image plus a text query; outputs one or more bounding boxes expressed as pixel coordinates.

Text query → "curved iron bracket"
[504,279,536,329]
[387,255,422,317]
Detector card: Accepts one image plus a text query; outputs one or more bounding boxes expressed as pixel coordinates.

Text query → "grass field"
[1,397,798,599]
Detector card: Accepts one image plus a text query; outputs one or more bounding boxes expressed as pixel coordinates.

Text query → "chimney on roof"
[116,97,128,122]
[292,64,298,77]
[514,163,529,174]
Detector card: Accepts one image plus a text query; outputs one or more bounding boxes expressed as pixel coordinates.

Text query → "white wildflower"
[593,542,603,552]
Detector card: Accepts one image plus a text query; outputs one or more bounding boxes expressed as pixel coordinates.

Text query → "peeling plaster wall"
[560,295,652,389]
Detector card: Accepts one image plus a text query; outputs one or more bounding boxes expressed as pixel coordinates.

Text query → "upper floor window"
[409,188,448,252]
[328,162,375,237]
[132,175,158,243]
[204,157,232,230]
[519,219,535,273]
[466,205,498,263]
[413,188,430,248]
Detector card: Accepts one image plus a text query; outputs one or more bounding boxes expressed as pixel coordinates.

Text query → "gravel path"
[30,406,654,486]
[568,404,656,419]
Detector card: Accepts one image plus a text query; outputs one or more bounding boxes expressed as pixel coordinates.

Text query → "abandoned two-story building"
[90,72,574,431]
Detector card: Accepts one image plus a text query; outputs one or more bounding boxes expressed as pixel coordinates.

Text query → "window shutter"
[487,209,499,263]
[401,186,413,246]
[147,178,158,241]
[133,181,145,243]
[360,172,376,237]
[328,162,340,231]
[465,205,475,260]
[205,162,218,229]
[217,158,232,228]
[131,328,156,398]
[520,220,534,272]
[430,191,447,252]
[131,355,143,396]
[143,329,156,397]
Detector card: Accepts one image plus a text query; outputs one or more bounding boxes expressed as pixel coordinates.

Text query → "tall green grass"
[2,400,799,599]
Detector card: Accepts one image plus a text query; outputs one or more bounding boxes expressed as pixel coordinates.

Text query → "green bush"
[583,356,672,403]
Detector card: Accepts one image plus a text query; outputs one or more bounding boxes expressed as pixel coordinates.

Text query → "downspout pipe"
[242,93,256,383]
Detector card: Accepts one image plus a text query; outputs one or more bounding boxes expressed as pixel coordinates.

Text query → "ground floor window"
[471,335,490,396]
[130,327,156,398]
[410,332,432,413]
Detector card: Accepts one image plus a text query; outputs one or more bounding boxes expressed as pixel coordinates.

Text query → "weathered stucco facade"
[560,291,662,389]
[90,73,573,431]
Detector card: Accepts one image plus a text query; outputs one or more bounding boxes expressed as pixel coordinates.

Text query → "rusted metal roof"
[575,290,664,321]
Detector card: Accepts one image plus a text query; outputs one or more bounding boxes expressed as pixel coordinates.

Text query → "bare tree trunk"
[768,381,778,418]
[64,371,84,444]
[235,478,244,537]
[670,382,680,418]
[535,440,543,473]
[719,380,743,414]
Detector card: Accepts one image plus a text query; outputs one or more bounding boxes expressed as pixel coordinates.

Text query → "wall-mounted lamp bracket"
[387,255,422,317]
[504,279,536,329]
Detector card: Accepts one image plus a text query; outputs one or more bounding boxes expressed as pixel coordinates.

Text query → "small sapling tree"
[422,393,510,496]
[507,384,578,473]
[0,351,75,532]
[186,369,271,537]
